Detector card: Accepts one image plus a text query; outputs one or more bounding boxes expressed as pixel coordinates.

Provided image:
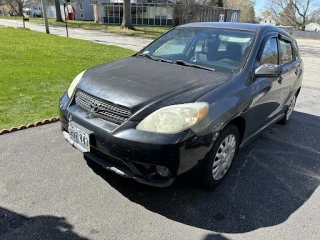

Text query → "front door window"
[259,38,278,66]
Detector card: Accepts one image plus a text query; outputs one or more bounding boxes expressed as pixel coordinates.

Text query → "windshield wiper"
[136,53,173,64]
[174,60,216,72]
[157,58,173,63]
[136,53,157,61]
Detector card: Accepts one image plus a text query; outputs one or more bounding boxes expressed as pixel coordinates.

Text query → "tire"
[279,94,297,125]
[203,124,240,189]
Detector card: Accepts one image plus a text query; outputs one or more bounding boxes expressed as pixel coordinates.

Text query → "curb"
[0,116,60,136]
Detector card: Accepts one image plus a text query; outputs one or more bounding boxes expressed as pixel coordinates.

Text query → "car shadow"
[0,207,88,240]
[86,111,320,234]
[202,233,230,240]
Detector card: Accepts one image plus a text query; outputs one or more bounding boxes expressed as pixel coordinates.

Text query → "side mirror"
[254,64,282,78]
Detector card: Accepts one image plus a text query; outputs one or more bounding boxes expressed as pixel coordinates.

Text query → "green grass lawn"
[0,16,171,39]
[0,27,135,129]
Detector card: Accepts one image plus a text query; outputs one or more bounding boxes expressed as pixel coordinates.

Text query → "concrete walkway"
[0,19,152,51]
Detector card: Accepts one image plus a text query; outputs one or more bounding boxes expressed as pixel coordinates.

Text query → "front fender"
[196,80,252,135]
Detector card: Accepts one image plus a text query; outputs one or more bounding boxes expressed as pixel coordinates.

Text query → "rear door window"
[279,39,293,65]
[292,41,300,60]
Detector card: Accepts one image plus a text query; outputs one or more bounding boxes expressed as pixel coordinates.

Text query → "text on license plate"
[68,123,90,152]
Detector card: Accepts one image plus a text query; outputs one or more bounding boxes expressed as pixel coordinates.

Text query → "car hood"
[77,57,232,112]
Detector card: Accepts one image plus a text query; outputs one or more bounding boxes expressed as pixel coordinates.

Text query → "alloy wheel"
[212,134,236,180]
[286,95,296,121]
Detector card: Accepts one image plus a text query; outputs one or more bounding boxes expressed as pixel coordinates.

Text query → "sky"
[255,0,267,16]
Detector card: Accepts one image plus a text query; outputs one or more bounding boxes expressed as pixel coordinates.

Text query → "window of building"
[219,14,225,22]
[131,5,137,18]
[89,0,98,4]
[136,6,147,18]
[155,6,162,19]
[259,38,278,66]
[80,13,84,18]
[80,3,84,10]
[279,39,293,65]
[231,12,238,22]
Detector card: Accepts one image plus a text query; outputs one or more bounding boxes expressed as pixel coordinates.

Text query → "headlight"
[67,71,86,98]
[136,102,209,134]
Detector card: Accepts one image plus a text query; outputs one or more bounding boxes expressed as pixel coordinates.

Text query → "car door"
[245,33,283,136]
[277,35,300,108]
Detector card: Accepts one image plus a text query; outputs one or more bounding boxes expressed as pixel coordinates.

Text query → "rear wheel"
[203,124,239,189]
[279,95,296,124]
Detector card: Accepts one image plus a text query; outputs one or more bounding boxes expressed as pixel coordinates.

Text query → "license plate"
[68,122,91,152]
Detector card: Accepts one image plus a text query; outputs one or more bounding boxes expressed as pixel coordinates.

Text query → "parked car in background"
[59,22,303,188]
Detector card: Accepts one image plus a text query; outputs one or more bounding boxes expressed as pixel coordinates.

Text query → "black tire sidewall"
[203,124,240,189]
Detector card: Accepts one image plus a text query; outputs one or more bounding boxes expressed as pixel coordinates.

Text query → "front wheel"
[203,124,239,189]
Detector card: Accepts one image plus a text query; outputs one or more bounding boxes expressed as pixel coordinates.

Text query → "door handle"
[278,76,283,84]
[295,68,299,76]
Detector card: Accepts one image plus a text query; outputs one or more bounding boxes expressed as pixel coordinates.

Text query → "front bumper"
[59,92,215,187]
[61,127,178,187]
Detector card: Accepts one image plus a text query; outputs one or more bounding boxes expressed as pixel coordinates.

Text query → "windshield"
[137,27,255,74]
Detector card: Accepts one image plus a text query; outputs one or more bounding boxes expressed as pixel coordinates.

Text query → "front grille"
[75,90,131,125]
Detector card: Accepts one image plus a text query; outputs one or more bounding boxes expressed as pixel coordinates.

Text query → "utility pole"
[41,0,50,34]
[22,15,25,28]
[63,1,69,37]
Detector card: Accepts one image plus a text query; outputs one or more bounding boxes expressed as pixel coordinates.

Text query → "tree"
[54,0,63,22]
[308,7,320,23]
[2,0,29,16]
[173,0,223,26]
[259,9,272,19]
[224,0,256,23]
[279,1,297,26]
[0,0,8,14]
[265,0,319,30]
[242,3,255,23]
[174,0,199,24]
[121,0,134,29]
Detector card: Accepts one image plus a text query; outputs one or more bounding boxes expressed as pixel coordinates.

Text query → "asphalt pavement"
[0,22,320,240]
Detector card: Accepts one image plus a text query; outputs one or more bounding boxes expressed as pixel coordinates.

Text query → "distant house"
[24,3,64,19]
[25,1,102,21]
[305,23,320,32]
[70,0,105,21]
[260,16,278,26]
[96,0,240,26]
[24,4,43,17]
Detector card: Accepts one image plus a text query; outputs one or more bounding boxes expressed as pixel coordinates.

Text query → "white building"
[24,3,65,19]
[305,23,320,32]
[260,16,278,26]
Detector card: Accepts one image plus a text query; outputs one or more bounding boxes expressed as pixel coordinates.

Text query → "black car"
[59,22,303,188]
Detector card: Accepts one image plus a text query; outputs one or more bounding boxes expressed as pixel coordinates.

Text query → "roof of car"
[178,22,287,34]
